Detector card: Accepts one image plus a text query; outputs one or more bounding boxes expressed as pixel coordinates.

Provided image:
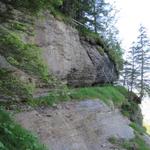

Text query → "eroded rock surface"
[33,13,117,86]
[15,100,134,150]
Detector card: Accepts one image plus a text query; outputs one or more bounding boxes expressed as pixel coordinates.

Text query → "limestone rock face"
[33,13,117,86]
[15,100,134,150]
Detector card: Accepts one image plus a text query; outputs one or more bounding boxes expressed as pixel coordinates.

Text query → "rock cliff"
[33,13,118,86]
[0,3,118,100]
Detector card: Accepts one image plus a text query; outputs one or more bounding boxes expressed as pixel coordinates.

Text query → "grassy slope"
[29,85,150,150]
[0,109,47,150]
[0,85,127,150]
[28,85,127,108]
[1,85,150,150]
[0,85,128,150]
[109,106,150,150]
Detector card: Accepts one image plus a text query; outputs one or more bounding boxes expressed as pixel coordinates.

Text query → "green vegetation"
[70,86,126,107]
[122,135,150,150]
[109,134,150,150]
[130,122,146,135]
[0,15,55,98]
[79,28,123,71]
[2,0,123,72]
[0,1,143,149]
[0,20,49,99]
[28,85,127,108]
[0,69,34,100]
[4,0,63,14]
[121,99,143,125]
[109,117,149,150]
[107,48,123,71]
[121,101,138,118]
[79,28,107,47]
[0,109,47,150]
[97,46,105,56]
[0,27,49,80]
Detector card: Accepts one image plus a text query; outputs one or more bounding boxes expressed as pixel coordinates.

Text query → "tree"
[61,0,92,24]
[1,0,63,13]
[129,25,150,99]
[89,0,110,33]
[127,43,140,93]
[120,43,141,101]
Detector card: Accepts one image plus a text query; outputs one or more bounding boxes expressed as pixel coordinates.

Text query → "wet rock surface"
[15,100,134,150]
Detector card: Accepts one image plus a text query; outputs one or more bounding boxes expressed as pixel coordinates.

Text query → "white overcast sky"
[108,0,150,124]
[109,0,150,50]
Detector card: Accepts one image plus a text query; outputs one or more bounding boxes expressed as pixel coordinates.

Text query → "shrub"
[0,27,49,81]
[0,109,47,150]
[0,69,35,100]
[130,122,146,135]
[2,0,63,13]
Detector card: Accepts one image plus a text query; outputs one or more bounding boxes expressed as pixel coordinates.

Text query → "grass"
[0,109,47,150]
[122,134,150,150]
[109,120,150,150]
[130,122,146,135]
[0,27,49,80]
[28,85,127,108]
[109,134,150,150]
[79,28,107,48]
[0,69,35,100]
[70,86,126,107]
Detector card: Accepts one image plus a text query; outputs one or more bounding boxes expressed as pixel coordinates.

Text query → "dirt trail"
[15,99,134,150]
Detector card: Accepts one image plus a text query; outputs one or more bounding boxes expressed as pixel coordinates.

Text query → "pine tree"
[133,25,150,99]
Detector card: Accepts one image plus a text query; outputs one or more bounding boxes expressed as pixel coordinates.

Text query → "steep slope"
[33,13,118,86]
[15,100,134,150]
[0,2,149,150]
[0,2,118,101]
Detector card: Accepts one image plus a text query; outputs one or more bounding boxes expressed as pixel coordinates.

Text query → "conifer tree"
[134,25,150,99]
[126,25,150,99]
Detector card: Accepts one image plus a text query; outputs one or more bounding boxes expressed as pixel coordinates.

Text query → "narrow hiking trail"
[15,99,134,150]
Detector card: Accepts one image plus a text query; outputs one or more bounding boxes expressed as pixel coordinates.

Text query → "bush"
[0,109,47,150]
[2,0,63,13]
[0,27,49,81]
[107,48,123,71]
[130,122,146,135]
[0,69,34,100]
[109,134,150,150]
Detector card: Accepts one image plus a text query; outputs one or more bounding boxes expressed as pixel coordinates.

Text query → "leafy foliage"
[0,69,34,100]
[109,134,150,150]
[0,26,49,81]
[0,109,47,150]
[79,28,123,71]
[60,0,123,71]
[130,122,146,135]
[2,0,63,13]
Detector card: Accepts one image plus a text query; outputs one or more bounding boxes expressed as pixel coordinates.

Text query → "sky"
[108,0,150,124]
[112,0,150,50]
